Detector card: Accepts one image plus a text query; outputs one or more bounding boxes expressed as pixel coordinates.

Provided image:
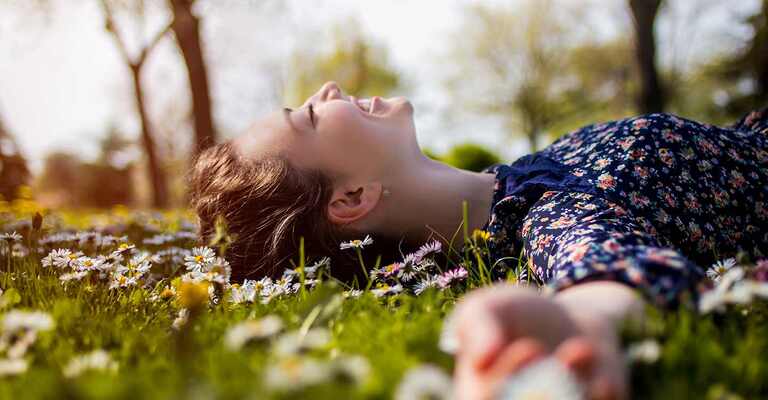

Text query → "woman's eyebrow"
[282,107,300,134]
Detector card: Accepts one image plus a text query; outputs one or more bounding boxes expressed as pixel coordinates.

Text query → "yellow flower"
[160,287,175,300]
[472,229,491,242]
[178,281,210,311]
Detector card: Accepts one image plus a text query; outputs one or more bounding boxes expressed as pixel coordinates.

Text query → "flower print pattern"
[481,109,768,308]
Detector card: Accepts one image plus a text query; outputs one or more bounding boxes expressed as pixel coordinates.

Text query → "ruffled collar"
[477,153,602,280]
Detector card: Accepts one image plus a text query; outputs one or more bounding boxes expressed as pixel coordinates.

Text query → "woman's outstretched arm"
[451,281,644,400]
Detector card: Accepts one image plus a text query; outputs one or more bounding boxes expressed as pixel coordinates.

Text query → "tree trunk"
[130,65,169,208]
[168,0,217,155]
[757,0,768,99]
[629,0,665,114]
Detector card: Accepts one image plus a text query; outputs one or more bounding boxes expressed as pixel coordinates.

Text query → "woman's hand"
[449,282,644,400]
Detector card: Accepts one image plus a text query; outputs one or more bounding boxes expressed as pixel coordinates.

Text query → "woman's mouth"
[353,97,381,116]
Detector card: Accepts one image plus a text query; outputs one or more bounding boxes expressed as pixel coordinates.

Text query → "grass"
[0,200,766,399]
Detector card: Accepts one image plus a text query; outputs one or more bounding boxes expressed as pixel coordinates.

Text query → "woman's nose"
[321,81,343,101]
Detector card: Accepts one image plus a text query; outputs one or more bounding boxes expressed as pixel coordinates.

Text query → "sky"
[0,0,761,174]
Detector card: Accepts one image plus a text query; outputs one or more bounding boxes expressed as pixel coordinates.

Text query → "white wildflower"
[62,350,118,378]
[5,330,38,359]
[184,247,216,272]
[343,289,364,298]
[438,312,459,355]
[437,267,468,288]
[2,310,54,334]
[414,276,440,295]
[224,316,284,351]
[228,280,260,304]
[394,364,453,400]
[413,240,443,262]
[110,243,136,259]
[0,232,22,242]
[273,328,331,356]
[330,354,371,385]
[339,235,373,250]
[172,308,190,330]
[59,271,89,283]
[371,284,403,298]
[263,356,332,391]
[626,339,661,364]
[0,358,28,377]
[706,258,737,282]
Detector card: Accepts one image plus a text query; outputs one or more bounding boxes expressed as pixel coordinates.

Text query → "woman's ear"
[327,182,383,226]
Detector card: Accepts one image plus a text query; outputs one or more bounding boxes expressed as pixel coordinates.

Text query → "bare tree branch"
[100,0,133,66]
[137,22,173,65]
[99,0,171,68]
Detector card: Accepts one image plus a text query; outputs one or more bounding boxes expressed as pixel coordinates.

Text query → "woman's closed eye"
[283,105,315,129]
[308,103,315,128]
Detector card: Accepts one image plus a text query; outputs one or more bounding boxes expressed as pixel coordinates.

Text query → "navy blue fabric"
[490,153,606,206]
[478,109,768,307]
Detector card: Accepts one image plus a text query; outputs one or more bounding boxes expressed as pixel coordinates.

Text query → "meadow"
[0,196,766,400]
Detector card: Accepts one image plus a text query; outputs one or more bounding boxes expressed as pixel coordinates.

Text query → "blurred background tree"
[168,0,217,155]
[100,0,171,208]
[0,112,30,202]
[2,0,765,209]
[629,0,666,113]
[448,0,574,153]
[283,18,400,104]
[35,128,135,208]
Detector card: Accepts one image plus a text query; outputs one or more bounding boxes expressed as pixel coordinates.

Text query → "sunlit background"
[0,0,765,208]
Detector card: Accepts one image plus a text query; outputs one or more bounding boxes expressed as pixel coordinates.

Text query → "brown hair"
[188,141,406,282]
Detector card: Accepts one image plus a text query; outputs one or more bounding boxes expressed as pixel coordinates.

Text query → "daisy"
[108,273,138,289]
[339,235,373,250]
[184,247,216,272]
[0,358,28,377]
[263,356,331,391]
[62,350,118,378]
[48,249,83,269]
[371,284,403,298]
[706,258,737,282]
[343,289,364,298]
[273,328,331,356]
[626,339,661,364]
[73,256,107,272]
[224,315,284,350]
[0,231,22,242]
[171,309,190,330]
[59,271,89,283]
[329,355,371,385]
[110,243,136,258]
[2,310,54,334]
[41,249,70,268]
[229,280,258,304]
[414,276,440,295]
[437,267,468,288]
[413,240,443,261]
[394,364,453,400]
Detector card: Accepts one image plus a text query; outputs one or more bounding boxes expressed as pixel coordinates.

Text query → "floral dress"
[480,109,768,307]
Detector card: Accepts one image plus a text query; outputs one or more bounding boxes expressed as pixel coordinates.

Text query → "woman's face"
[234,81,419,181]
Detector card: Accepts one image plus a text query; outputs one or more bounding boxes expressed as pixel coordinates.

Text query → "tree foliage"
[283,19,400,104]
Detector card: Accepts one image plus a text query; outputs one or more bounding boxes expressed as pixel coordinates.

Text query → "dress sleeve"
[520,191,705,308]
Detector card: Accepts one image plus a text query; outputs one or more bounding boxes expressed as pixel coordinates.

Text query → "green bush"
[440,143,501,172]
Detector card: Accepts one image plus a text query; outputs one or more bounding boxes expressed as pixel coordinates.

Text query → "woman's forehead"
[232,109,298,161]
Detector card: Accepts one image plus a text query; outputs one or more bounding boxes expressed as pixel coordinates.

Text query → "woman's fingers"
[554,337,597,380]
[485,337,547,381]
[554,336,626,400]
[454,337,547,400]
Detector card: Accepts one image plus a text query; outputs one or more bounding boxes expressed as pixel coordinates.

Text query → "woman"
[189,81,768,399]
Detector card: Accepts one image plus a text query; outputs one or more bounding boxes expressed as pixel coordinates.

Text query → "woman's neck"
[376,156,497,249]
